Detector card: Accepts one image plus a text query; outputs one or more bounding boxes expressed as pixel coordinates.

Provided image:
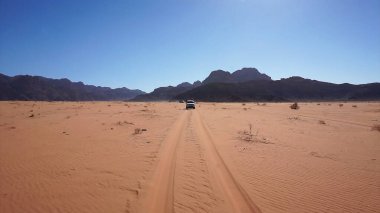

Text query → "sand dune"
[1,101,379,212]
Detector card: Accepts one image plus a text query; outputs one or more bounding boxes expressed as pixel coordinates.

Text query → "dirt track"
[1,102,379,213]
[138,110,261,213]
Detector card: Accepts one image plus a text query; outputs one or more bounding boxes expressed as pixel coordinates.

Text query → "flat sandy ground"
[0,101,379,213]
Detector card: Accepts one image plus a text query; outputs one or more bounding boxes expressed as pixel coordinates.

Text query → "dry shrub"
[117,121,134,126]
[288,117,299,120]
[339,104,343,107]
[242,103,246,106]
[371,124,380,132]
[238,124,270,144]
[319,120,326,125]
[134,128,147,135]
[290,102,299,110]
[352,105,358,108]
[134,128,142,134]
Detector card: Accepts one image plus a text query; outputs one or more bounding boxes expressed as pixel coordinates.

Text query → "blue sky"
[1,0,379,92]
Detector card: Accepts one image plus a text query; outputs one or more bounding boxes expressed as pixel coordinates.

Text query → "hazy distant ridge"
[0,73,145,101]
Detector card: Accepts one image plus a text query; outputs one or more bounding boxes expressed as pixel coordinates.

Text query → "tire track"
[138,111,189,213]
[139,109,261,213]
[173,111,219,213]
[193,110,262,213]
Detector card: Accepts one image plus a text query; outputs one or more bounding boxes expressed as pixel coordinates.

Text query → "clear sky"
[1,0,379,92]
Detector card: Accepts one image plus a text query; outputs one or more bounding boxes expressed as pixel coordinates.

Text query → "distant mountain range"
[0,74,145,101]
[132,68,380,101]
[1,68,379,101]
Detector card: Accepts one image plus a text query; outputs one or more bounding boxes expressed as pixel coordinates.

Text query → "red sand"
[1,101,379,212]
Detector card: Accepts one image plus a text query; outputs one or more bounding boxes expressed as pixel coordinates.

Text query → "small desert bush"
[371,124,380,132]
[238,124,269,144]
[134,128,142,134]
[240,124,256,142]
[290,102,299,110]
[352,105,358,108]
[339,104,343,107]
[319,120,326,125]
[117,121,134,126]
[133,128,147,135]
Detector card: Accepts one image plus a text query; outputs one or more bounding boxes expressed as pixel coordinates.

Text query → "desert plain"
[0,101,379,213]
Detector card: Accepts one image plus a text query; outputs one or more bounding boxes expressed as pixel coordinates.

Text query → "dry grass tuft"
[288,117,300,120]
[371,124,380,132]
[134,128,147,135]
[339,104,343,107]
[134,128,142,134]
[319,120,326,125]
[238,124,270,144]
[290,102,299,110]
[352,105,358,108]
[116,121,134,126]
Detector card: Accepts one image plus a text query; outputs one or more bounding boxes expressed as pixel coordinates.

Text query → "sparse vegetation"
[134,128,142,134]
[352,105,358,108]
[116,121,134,126]
[238,123,269,144]
[134,128,147,135]
[288,117,300,120]
[371,124,380,132]
[290,102,299,110]
[319,120,326,125]
[339,104,343,107]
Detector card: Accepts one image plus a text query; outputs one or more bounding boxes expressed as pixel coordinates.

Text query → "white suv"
[185,100,195,109]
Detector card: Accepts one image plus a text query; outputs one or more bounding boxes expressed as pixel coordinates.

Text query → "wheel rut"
[138,110,261,213]
[138,111,189,213]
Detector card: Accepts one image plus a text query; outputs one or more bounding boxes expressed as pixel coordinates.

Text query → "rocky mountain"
[175,77,380,102]
[202,70,233,84]
[132,81,200,101]
[0,73,145,101]
[202,67,271,84]
[133,67,272,101]
[231,67,272,82]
